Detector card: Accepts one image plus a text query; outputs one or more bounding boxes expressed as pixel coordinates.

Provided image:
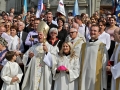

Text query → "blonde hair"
[59,42,76,61]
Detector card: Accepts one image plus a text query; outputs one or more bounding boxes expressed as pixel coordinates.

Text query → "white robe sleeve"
[52,55,60,80]
[22,47,33,67]
[102,48,108,89]
[16,64,23,83]
[67,57,80,82]
[1,65,12,85]
[111,62,120,79]
[22,57,34,90]
[43,52,52,67]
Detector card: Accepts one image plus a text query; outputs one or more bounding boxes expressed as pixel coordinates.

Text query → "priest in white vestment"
[66,28,85,57]
[78,25,108,90]
[106,28,120,90]
[52,42,80,90]
[22,21,53,90]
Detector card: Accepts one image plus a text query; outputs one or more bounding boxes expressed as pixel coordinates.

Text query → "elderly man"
[22,21,53,90]
[17,21,28,53]
[65,22,86,43]
[69,28,85,57]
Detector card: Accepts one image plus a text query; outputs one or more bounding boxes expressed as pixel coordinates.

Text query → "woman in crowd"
[106,16,119,59]
[98,21,111,50]
[90,16,98,25]
[53,42,80,90]
[8,26,20,51]
[8,25,23,64]
[5,22,11,35]
[48,28,63,54]
[57,18,67,42]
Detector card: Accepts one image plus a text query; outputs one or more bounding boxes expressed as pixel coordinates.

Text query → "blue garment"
[0,49,8,64]
[25,30,38,47]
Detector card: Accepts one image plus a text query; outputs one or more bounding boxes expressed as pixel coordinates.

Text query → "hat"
[0,37,8,46]
[37,21,49,37]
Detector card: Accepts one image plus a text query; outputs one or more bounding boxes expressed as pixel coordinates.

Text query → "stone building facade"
[0,0,112,16]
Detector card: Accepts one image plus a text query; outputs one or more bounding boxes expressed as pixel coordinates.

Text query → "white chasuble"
[111,44,120,90]
[1,61,23,90]
[70,37,84,57]
[22,42,53,90]
[52,55,80,90]
[78,40,108,90]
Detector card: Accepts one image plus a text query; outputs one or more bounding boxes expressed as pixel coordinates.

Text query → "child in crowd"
[1,51,23,90]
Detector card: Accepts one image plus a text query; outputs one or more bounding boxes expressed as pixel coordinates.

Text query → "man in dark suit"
[46,12,58,40]
[17,21,28,54]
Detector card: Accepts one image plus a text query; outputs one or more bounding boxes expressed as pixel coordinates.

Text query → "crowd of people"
[0,7,120,90]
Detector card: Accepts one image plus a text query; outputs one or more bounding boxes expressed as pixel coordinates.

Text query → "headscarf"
[0,37,8,46]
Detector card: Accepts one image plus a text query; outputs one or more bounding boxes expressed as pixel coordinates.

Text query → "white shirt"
[98,31,111,50]
[52,20,58,26]
[78,24,89,41]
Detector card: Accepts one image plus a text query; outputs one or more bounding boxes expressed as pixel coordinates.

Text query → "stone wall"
[0,0,112,16]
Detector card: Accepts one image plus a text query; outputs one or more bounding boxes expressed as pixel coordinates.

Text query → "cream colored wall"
[0,0,112,16]
[0,0,6,13]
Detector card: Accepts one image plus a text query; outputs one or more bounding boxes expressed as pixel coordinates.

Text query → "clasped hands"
[28,43,48,58]
[11,75,19,83]
[56,66,69,73]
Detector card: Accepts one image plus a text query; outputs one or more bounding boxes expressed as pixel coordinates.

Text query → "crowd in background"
[0,7,119,90]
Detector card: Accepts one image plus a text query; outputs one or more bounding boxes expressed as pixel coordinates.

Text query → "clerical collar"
[63,52,70,56]
[89,39,98,42]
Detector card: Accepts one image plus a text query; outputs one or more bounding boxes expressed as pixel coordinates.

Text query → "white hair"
[49,28,58,35]
[19,21,25,28]
[72,22,79,30]
[70,28,77,32]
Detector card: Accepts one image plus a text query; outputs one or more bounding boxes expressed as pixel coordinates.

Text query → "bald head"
[72,22,79,30]
[0,25,6,36]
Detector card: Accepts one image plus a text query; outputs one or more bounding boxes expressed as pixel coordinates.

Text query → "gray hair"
[49,28,58,35]
[19,21,25,28]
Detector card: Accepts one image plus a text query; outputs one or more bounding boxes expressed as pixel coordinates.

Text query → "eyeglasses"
[51,32,57,34]
[6,25,10,27]
[69,31,76,34]
[30,20,34,22]
[13,20,17,22]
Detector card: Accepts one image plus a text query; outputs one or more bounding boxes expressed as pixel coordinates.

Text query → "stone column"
[89,0,92,17]
[91,0,101,15]
[91,0,95,15]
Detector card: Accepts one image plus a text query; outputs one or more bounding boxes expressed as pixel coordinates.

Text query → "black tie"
[17,32,20,38]
[89,39,98,42]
